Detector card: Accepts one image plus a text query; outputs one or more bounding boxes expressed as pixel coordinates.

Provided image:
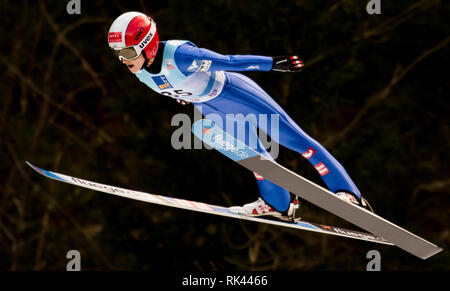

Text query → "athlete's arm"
[174,42,302,74]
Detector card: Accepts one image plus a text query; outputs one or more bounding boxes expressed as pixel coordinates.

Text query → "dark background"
[0,0,448,271]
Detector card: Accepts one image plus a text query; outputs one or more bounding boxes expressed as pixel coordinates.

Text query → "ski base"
[26,162,392,246]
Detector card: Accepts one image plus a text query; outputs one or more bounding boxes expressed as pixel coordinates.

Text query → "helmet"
[108,11,159,60]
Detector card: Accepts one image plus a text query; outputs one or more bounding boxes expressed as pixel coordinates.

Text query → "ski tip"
[25,161,66,182]
[25,161,45,175]
[25,161,38,171]
[26,161,43,175]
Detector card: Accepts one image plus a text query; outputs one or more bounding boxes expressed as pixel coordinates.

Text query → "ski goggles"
[110,23,157,61]
[111,46,141,61]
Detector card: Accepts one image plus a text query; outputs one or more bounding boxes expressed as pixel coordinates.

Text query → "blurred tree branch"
[323,36,450,148]
[0,55,113,143]
[354,0,440,42]
[410,179,450,206]
[39,0,109,97]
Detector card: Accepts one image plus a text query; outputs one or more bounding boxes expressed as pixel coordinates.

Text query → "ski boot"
[335,191,374,212]
[229,197,301,222]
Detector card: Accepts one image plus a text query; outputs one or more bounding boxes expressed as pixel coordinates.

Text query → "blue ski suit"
[134,40,361,212]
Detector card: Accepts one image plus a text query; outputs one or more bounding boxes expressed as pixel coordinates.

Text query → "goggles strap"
[133,22,157,55]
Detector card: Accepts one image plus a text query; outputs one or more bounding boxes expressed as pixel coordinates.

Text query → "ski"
[26,162,392,245]
[191,119,442,260]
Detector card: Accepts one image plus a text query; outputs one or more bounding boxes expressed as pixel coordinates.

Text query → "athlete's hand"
[271,56,304,72]
[176,99,190,105]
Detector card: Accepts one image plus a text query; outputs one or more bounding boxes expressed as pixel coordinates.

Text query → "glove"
[271,55,304,72]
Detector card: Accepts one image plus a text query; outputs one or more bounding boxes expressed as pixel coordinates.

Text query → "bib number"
[161,89,193,99]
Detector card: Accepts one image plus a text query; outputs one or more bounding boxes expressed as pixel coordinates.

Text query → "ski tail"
[191,119,443,260]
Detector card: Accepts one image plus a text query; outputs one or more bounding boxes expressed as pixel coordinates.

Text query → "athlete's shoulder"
[164,40,200,63]
[164,40,196,48]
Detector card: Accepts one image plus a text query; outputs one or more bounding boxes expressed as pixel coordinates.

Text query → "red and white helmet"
[108,11,159,60]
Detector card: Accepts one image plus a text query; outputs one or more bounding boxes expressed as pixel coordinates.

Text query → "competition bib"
[135,40,225,103]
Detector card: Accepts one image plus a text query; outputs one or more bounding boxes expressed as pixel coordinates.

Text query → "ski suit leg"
[193,102,292,212]
[194,72,361,211]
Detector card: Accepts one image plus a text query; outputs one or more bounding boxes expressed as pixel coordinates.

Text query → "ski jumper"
[135,40,361,212]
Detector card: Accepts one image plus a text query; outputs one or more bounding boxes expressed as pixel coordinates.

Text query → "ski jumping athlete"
[107,12,371,219]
